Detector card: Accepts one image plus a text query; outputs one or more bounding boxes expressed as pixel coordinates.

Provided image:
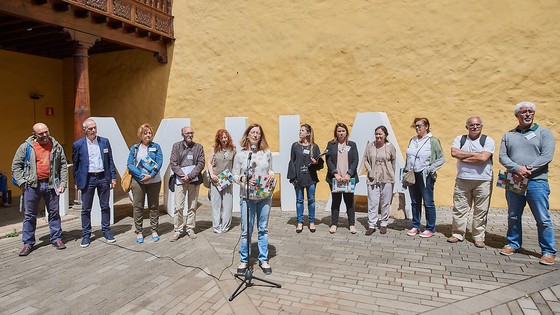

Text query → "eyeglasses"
[518,109,535,115]
[468,123,482,128]
[414,125,424,129]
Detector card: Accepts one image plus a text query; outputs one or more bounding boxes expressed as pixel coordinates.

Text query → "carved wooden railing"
[64,0,174,40]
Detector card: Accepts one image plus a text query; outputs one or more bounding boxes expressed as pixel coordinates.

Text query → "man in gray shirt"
[499,102,556,265]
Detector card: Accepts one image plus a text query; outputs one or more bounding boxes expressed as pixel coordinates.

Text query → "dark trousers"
[22,181,61,246]
[81,173,111,237]
[331,192,355,226]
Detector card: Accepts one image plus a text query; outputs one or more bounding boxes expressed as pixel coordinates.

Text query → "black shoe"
[259,262,272,275]
[236,264,248,275]
[19,245,32,256]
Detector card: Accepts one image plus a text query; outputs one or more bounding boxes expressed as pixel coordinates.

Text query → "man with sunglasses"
[448,117,495,248]
[169,126,205,241]
[73,118,117,248]
[12,123,68,256]
[499,102,556,265]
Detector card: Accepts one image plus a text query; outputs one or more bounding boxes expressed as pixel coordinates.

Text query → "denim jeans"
[0,174,8,203]
[22,181,61,246]
[239,197,271,264]
[295,184,316,224]
[505,180,557,255]
[81,173,111,237]
[408,171,436,232]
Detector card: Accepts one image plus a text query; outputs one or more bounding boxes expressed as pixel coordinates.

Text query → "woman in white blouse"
[233,124,275,275]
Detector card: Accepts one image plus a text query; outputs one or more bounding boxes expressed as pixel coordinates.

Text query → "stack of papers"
[331,178,356,193]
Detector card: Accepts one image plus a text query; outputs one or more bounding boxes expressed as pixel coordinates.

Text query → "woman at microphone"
[287,124,324,233]
[232,124,275,275]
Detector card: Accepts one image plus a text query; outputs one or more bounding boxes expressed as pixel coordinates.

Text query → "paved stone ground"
[0,199,558,314]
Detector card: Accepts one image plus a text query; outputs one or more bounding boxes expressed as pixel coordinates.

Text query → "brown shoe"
[499,245,518,256]
[539,254,555,265]
[447,236,462,243]
[365,228,375,236]
[380,226,388,234]
[474,240,485,248]
[170,232,181,242]
[19,245,32,256]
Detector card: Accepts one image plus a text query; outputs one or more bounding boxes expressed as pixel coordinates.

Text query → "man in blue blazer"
[73,118,117,247]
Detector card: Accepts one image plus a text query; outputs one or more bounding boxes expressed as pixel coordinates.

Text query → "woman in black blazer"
[325,122,359,234]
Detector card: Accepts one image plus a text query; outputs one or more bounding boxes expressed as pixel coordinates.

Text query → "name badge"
[303,149,310,155]
[187,154,194,160]
[345,145,351,152]
[149,148,157,152]
[103,148,109,153]
[525,132,536,140]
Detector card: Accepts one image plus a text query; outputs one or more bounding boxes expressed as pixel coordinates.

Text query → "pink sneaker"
[407,228,419,236]
[419,230,434,238]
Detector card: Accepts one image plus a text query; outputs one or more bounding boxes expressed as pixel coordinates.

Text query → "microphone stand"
[229,149,281,301]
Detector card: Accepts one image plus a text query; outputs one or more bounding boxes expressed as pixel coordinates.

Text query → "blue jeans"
[408,171,436,232]
[0,174,8,203]
[239,197,271,264]
[295,184,316,224]
[81,173,112,237]
[22,181,62,246]
[505,180,557,255]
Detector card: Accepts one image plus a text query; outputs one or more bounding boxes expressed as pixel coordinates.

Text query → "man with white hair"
[73,118,117,248]
[448,116,495,248]
[499,102,556,265]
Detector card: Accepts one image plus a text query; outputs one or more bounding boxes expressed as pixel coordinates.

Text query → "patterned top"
[233,150,274,200]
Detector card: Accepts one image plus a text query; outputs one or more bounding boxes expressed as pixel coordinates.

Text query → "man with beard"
[499,102,556,265]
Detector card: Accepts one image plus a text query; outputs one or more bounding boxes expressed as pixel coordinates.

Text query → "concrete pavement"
[0,198,558,314]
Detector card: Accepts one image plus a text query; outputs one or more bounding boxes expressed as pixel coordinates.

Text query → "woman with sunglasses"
[404,118,445,238]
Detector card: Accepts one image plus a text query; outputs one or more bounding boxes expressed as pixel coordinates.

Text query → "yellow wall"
[161,1,560,208]
[2,1,559,209]
[0,50,66,191]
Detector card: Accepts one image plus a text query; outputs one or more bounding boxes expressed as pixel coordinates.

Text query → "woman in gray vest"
[207,129,236,234]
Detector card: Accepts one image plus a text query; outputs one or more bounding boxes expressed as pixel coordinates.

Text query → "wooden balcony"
[0,0,174,63]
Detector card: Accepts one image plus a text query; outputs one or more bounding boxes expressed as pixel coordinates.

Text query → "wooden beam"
[0,1,168,63]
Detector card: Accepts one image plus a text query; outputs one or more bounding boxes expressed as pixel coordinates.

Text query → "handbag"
[402,170,415,186]
[168,174,176,192]
[121,168,133,192]
[202,170,211,188]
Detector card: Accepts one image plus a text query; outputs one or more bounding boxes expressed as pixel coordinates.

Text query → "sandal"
[136,234,144,243]
[329,225,337,234]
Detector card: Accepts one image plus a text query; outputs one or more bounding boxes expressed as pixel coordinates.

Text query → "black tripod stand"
[229,149,281,301]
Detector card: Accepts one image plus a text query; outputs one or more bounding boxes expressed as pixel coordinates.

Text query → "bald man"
[12,123,68,256]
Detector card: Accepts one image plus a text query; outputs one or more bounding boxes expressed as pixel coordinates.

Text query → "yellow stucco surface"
[1,1,559,208]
